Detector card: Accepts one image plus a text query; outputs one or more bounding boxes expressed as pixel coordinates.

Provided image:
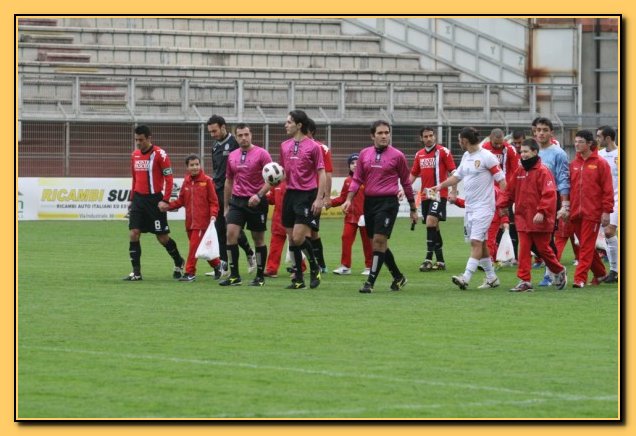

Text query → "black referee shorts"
[364,195,400,239]
[226,195,269,232]
[282,188,320,231]
[128,192,170,234]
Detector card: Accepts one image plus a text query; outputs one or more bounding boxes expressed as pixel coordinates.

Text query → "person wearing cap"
[566,130,614,288]
[408,126,457,272]
[326,153,372,276]
[343,120,417,294]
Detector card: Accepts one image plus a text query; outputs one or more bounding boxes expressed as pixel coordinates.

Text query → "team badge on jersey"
[474,160,481,168]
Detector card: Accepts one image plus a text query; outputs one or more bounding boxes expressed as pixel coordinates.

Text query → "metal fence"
[18,118,617,178]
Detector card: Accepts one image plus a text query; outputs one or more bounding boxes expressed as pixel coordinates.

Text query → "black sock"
[434,229,445,263]
[227,244,240,277]
[238,230,254,257]
[255,245,267,278]
[426,227,436,261]
[384,248,402,279]
[312,237,326,269]
[164,238,183,266]
[302,238,319,272]
[368,251,385,285]
[290,245,304,281]
[129,241,141,275]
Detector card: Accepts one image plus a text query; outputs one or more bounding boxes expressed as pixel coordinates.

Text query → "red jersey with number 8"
[131,145,173,201]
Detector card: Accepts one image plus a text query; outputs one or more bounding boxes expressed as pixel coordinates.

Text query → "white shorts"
[464,209,494,242]
[609,200,618,227]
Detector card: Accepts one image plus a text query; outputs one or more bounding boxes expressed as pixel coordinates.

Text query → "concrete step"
[17,18,58,27]
[19,25,382,53]
[19,32,74,45]
[36,50,91,63]
[19,43,422,71]
[19,60,460,82]
[56,17,344,35]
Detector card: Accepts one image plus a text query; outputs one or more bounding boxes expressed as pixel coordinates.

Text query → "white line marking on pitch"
[22,345,616,404]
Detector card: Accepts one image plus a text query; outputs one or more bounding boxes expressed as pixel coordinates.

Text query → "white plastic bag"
[496,229,515,262]
[357,215,365,227]
[195,221,220,260]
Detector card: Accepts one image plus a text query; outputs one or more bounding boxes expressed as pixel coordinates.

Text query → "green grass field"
[17,218,619,419]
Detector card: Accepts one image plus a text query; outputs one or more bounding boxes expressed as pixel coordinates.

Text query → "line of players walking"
[124,113,619,293]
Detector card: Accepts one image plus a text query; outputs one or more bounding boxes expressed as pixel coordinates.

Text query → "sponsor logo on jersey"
[135,160,151,170]
[419,157,436,168]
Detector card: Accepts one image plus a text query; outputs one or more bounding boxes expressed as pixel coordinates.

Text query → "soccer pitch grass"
[17,218,618,419]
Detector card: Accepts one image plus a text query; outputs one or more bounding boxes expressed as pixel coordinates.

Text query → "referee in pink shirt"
[221,123,273,287]
[280,110,327,290]
[343,120,418,293]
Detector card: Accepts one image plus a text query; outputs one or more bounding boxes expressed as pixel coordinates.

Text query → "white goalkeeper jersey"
[598,147,619,202]
[454,147,504,213]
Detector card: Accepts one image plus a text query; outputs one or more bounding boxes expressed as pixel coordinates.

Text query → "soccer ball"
[262,162,285,186]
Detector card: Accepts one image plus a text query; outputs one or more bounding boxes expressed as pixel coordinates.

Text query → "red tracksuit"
[265,181,288,275]
[330,176,372,269]
[569,150,614,284]
[555,217,579,261]
[498,158,564,282]
[168,170,219,275]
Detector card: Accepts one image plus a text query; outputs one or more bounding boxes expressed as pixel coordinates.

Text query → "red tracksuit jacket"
[498,158,557,233]
[266,180,287,236]
[330,175,365,224]
[569,151,614,222]
[168,170,219,230]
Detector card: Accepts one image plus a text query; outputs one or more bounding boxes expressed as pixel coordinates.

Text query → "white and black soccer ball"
[262,162,285,185]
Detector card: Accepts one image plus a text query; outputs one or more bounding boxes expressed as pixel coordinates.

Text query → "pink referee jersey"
[280,137,325,191]
[349,145,415,202]
[226,145,272,197]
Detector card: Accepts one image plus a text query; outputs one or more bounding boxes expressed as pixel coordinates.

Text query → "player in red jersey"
[306,119,333,273]
[124,125,185,281]
[408,126,456,272]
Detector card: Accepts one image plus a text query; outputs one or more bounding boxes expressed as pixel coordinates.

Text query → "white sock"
[463,257,479,283]
[606,236,618,272]
[480,257,497,280]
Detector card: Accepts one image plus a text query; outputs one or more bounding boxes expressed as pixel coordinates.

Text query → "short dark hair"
[134,125,151,137]
[512,130,525,140]
[306,118,317,135]
[288,110,309,134]
[207,114,226,127]
[370,120,391,135]
[459,127,480,145]
[597,125,616,141]
[521,138,540,152]
[419,126,435,136]
[576,129,595,144]
[235,123,251,132]
[534,117,554,131]
[185,154,200,165]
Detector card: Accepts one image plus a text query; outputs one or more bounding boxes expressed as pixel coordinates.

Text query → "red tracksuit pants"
[186,229,218,275]
[341,222,372,268]
[265,232,306,275]
[571,218,606,284]
[487,212,501,261]
[266,232,287,274]
[517,231,565,282]
[555,230,580,261]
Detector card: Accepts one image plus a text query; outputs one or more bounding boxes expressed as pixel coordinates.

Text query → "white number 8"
[154,220,162,231]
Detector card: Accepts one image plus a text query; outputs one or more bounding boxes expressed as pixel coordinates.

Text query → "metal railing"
[19,73,584,125]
